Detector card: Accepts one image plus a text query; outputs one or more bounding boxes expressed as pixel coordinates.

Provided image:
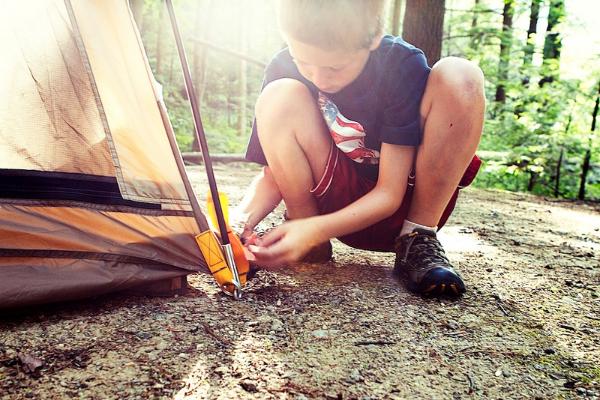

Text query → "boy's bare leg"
[410,57,485,224]
[396,57,485,296]
[253,78,332,258]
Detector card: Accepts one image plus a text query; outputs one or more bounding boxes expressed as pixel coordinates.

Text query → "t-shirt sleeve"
[379,51,430,146]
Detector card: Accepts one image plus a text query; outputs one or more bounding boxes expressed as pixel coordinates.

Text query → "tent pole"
[165,0,242,298]
[164,0,229,246]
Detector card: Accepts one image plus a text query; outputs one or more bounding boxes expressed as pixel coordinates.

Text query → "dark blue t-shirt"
[245,35,430,180]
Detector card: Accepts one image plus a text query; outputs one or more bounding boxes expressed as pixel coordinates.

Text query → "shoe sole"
[394,264,466,298]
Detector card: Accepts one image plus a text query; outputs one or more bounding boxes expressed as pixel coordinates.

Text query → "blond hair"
[277,0,386,51]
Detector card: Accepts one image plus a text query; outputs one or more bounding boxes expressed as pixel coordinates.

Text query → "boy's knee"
[429,57,485,104]
[255,78,314,124]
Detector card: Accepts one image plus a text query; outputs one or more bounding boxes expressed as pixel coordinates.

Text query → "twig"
[497,302,510,316]
[354,340,396,346]
[466,373,476,394]
[492,294,510,316]
[201,323,232,345]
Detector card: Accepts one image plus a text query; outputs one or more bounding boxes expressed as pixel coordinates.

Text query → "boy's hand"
[247,218,326,267]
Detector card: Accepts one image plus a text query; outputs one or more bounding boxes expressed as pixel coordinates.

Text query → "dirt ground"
[1,162,599,400]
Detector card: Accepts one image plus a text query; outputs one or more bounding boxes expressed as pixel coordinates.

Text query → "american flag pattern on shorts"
[318,93,380,165]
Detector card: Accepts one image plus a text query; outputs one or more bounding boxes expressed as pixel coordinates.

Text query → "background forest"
[130,0,600,200]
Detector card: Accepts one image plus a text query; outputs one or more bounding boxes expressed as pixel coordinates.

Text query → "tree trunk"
[391,0,403,36]
[155,3,165,76]
[198,0,217,106]
[495,0,514,103]
[554,147,563,197]
[522,0,541,85]
[578,82,600,200]
[540,0,565,86]
[238,1,248,137]
[191,0,208,152]
[469,0,481,50]
[402,0,445,66]
[129,0,144,32]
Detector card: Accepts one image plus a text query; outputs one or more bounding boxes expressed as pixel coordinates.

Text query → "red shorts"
[311,145,481,252]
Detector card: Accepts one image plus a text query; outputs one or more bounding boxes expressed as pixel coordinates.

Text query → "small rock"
[564,380,577,389]
[271,319,284,332]
[347,369,364,383]
[447,320,459,330]
[18,353,44,375]
[214,366,228,376]
[155,339,168,350]
[495,369,503,377]
[544,348,556,355]
[312,329,329,339]
[136,332,153,340]
[240,379,258,393]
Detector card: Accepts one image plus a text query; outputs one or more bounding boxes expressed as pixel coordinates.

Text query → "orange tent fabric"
[0,0,208,309]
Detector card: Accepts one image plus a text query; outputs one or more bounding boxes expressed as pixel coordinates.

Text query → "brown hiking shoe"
[300,241,333,263]
[393,228,465,297]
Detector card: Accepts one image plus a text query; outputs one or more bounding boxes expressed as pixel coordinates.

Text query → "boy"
[235,0,484,297]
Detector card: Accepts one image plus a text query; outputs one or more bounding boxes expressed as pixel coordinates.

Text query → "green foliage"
[444,0,599,200]
[135,0,599,200]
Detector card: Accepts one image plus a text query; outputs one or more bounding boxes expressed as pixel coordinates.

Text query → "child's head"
[277,0,386,51]
[277,0,386,94]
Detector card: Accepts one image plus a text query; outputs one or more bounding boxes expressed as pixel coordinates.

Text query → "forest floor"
[1,162,599,400]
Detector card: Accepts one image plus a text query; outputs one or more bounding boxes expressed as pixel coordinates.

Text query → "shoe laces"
[400,230,449,266]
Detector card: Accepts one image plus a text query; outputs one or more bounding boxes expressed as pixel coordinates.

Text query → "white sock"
[400,219,437,237]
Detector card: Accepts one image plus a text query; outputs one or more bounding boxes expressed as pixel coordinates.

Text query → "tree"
[540,0,565,86]
[469,0,481,51]
[390,0,403,36]
[578,82,600,200]
[522,0,542,85]
[238,0,248,137]
[129,0,145,32]
[402,0,445,65]
[495,0,514,103]
[155,2,165,76]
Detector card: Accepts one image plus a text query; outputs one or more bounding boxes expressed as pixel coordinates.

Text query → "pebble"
[240,379,258,392]
[348,369,364,383]
[271,319,284,332]
[447,320,459,330]
[312,329,329,339]
[136,332,153,340]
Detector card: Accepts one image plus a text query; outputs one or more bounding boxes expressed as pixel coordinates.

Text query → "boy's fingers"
[248,242,290,267]
[258,226,286,247]
[242,232,259,246]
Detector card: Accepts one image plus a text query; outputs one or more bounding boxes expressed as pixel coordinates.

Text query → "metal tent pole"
[164,0,241,297]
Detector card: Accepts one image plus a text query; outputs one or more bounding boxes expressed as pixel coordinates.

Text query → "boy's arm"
[232,166,282,239]
[250,143,414,264]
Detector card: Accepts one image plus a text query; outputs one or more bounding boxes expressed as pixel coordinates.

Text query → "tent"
[0,0,211,309]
